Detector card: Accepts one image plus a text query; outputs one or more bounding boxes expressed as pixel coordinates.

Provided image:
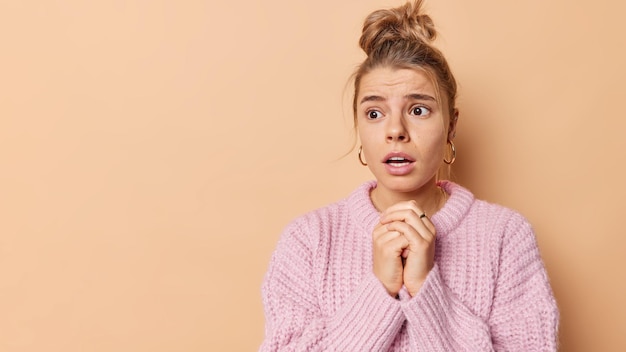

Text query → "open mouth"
[385,156,413,167]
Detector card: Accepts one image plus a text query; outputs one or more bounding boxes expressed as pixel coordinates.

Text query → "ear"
[447,108,459,141]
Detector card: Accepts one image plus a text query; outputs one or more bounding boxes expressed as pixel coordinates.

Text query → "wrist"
[383,285,400,298]
[406,275,429,297]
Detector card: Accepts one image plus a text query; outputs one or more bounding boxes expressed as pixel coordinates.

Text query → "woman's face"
[357,66,452,196]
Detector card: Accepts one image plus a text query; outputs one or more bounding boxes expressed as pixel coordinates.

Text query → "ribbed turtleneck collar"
[347,180,475,237]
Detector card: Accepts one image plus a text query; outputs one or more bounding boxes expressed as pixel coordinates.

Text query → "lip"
[381,152,415,163]
[382,151,416,176]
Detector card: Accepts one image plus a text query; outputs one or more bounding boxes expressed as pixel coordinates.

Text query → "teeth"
[386,156,410,167]
[388,162,409,167]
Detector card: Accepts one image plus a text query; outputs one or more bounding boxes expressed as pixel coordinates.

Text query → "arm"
[487,221,559,351]
[401,264,495,351]
[260,221,405,352]
[400,218,559,351]
[378,201,494,350]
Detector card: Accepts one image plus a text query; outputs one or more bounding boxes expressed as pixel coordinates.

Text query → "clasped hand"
[372,200,436,298]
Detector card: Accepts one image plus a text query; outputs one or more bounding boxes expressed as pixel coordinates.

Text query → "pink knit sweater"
[260,181,559,351]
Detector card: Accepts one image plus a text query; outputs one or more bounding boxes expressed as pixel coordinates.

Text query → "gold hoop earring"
[358,145,367,166]
[444,140,456,165]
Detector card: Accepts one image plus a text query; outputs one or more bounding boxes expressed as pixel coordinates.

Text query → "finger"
[398,208,437,235]
[381,200,437,236]
[385,220,433,248]
[380,201,425,224]
[382,209,435,242]
[380,208,422,224]
[420,214,436,234]
[374,230,410,256]
[372,222,393,240]
[380,200,421,216]
[373,223,403,243]
[385,220,419,242]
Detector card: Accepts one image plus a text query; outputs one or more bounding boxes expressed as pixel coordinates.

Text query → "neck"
[370,180,447,215]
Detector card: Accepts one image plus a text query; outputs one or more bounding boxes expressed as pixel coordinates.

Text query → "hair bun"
[359,0,437,56]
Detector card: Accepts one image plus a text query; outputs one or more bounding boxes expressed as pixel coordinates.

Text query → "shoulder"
[463,190,538,254]
[442,183,544,268]
[277,181,377,248]
[470,198,533,234]
[280,200,345,240]
[440,181,534,239]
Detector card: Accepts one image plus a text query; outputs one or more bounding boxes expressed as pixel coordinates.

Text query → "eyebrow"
[360,93,437,104]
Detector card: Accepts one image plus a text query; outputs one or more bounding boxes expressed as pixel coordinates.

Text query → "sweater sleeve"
[400,217,559,351]
[400,264,495,351]
[259,221,406,352]
[487,219,559,351]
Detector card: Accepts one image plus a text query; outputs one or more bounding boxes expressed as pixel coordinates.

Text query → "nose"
[386,114,409,142]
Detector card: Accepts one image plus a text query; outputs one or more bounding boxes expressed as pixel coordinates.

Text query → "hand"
[379,201,437,297]
[371,222,409,297]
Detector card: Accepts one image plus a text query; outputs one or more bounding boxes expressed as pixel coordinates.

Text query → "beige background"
[1,0,624,351]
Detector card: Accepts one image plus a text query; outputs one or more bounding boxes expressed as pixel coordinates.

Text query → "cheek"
[414,123,445,144]
[415,131,447,162]
[357,124,375,145]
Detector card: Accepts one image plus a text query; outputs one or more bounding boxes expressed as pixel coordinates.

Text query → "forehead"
[358,67,437,98]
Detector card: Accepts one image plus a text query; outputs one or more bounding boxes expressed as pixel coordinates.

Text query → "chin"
[376,176,432,194]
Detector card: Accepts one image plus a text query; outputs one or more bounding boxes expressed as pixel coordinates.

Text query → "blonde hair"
[352,0,457,125]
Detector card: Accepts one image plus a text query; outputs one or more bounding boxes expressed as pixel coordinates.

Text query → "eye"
[410,105,431,117]
[367,110,383,119]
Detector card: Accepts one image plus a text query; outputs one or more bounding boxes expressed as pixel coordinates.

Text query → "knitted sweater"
[260,181,559,351]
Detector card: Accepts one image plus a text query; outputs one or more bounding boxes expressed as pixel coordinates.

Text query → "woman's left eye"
[410,106,431,116]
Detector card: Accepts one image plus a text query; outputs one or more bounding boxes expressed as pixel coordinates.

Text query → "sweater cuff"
[327,273,405,350]
[401,264,492,350]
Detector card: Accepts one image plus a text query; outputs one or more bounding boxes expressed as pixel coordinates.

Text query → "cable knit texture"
[260,181,559,351]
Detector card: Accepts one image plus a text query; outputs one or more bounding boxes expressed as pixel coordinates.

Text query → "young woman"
[260,1,559,351]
